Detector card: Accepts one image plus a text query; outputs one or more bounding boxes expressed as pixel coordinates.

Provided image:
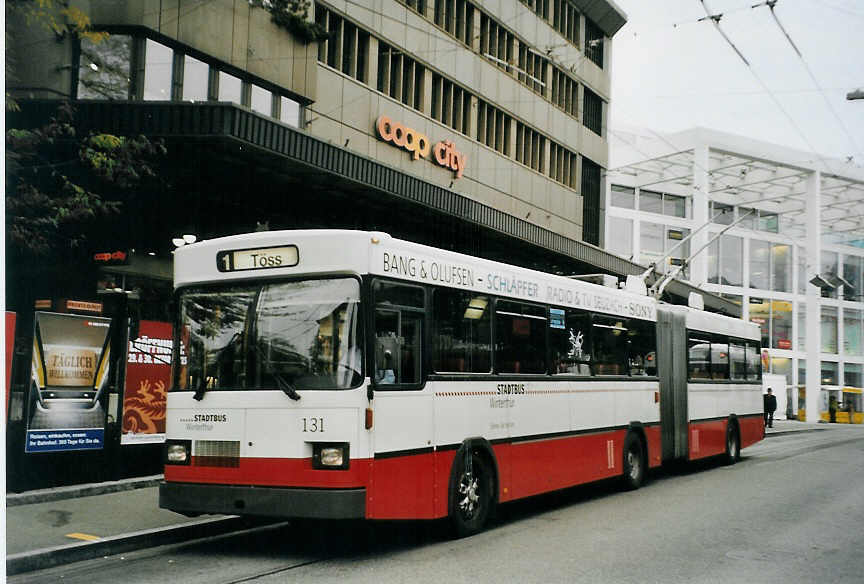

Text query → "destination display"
[216,245,298,272]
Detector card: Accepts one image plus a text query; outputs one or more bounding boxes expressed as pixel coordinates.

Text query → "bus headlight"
[165,440,191,465]
[313,443,350,470]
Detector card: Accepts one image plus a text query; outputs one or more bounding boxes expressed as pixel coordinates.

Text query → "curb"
[6,475,163,507]
[6,515,251,575]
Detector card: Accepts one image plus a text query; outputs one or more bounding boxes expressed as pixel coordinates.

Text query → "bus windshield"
[174,278,362,392]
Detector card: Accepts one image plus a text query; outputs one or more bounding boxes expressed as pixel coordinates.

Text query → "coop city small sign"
[375,115,466,178]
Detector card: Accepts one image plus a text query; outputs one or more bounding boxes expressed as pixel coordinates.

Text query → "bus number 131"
[302,417,325,433]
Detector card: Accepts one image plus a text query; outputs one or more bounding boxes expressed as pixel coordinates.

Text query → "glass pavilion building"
[607,126,864,424]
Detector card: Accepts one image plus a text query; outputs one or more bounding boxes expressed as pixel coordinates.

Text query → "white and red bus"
[160,230,764,536]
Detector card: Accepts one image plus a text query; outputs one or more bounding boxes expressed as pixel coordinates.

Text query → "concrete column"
[691,145,710,286]
[805,169,822,423]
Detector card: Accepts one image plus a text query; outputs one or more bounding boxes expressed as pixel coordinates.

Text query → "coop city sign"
[375,115,466,178]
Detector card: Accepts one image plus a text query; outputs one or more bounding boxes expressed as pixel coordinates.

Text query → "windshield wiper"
[274,373,301,401]
[247,340,301,401]
[194,332,241,401]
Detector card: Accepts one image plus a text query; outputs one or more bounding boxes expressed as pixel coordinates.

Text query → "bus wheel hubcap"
[459,476,479,518]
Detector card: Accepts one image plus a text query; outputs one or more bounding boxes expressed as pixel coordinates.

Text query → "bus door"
[368,280,433,518]
[657,306,688,461]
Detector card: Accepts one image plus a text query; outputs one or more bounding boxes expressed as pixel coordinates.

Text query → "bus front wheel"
[449,449,493,538]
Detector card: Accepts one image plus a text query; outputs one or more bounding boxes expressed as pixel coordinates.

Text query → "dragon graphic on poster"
[122,378,166,434]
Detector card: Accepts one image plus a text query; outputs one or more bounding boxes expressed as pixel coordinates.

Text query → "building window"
[377,42,425,112]
[434,0,474,46]
[844,309,863,356]
[181,54,209,101]
[607,216,633,259]
[250,84,272,115]
[78,34,133,99]
[822,361,838,385]
[772,300,793,350]
[142,39,173,101]
[846,363,862,388]
[639,190,663,214]
[822,307,838,354]
[584,17,604,68]
[515,123,546,173]
[519,0,549,20]
[772,243,792,292]
[711,201,734,225]
[821,250,839,299]
[797,246,807,294]
[431,74,472,136]
[797,303,805,352]
[517,42,548,96]
[316,6,370,84]
[641,222,690,276]
[664,194,686,218]
[279,96,301,127]
[583,87,603,135]
[480,13,516,73]
[581,156,602,246]
[843,255,863,301]
[553,0,579,46]
[749,298,770,347]
[750,239,771,290]
[611,185,635,209]
[549,141,578,188]
[217,70,242,103]
[476,100,511,155]
[707,233,743,286]
[397,0,426,15]
[759,212,779,233]
[550,67,579,117]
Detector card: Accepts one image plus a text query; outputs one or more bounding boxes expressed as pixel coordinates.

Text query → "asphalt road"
[12,425,864,584]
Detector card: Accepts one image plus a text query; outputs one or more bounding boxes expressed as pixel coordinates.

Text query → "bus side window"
[373,281,425,388]
[592,316,629,376]
[688,337,712,379]
[550,308,592,376]
[627,319,656,376]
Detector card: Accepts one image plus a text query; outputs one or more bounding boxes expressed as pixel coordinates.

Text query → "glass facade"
[845,309,863,355]
[772,300,793,350]
[607,216,632,258]
[821,251,839,298]
[822,361,838,385]
[846,363,862,388]
[708,233,743,286]
[822,307,838,354]
[772,244,792,292]
[750,239,771,289]
[610,185,635,209]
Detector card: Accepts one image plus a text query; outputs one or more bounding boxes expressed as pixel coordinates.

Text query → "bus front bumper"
[159,482,366,519]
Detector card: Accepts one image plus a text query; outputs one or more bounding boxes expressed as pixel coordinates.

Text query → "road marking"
[65,532,101,541]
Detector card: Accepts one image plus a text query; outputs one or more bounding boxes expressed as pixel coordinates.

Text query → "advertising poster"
[6,312,16,420]
[26,312,111,453]
[121,320,172,444]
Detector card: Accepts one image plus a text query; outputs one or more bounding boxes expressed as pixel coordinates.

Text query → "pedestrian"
[829,395,838,423]
[847,399,855,425]
[763,388,777,429]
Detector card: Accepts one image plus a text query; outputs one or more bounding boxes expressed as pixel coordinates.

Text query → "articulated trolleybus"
[160,230,764,536]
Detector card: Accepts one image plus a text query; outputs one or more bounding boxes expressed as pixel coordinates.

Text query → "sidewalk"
[5,476,253,575]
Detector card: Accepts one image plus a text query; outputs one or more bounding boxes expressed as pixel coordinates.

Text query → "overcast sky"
[610,0,864,165]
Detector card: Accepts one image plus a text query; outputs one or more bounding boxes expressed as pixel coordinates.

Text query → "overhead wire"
[757,0,864,164]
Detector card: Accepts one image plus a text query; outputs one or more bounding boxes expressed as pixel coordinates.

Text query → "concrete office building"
[607,126,864,425]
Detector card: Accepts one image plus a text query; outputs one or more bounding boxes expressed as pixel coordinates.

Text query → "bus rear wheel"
[622,433,645,490]
[449,449,493,538]
[724,422,740,465]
